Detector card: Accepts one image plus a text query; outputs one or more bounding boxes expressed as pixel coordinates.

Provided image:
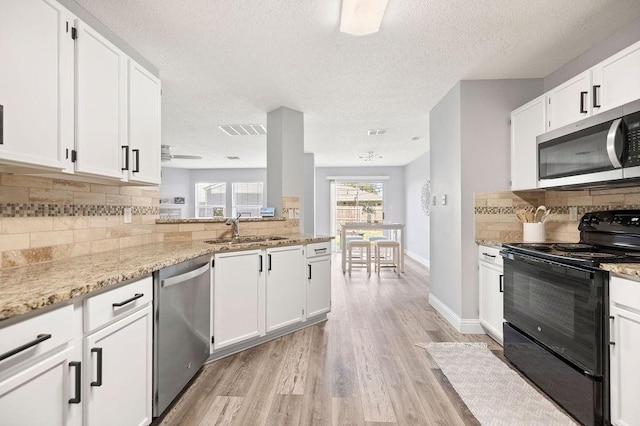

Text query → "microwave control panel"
[625,113,640,167]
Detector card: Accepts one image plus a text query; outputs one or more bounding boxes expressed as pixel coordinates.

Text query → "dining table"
[340,222,405,273]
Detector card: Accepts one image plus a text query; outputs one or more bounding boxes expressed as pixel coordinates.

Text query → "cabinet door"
[510,96,546,190]
[84,306,152,426]
[547,70,592,131]
[479,262,504,343]
[0,0,72,170]
[592,40,640,115]
[127,60,161,185]
[213,251,264,350]
[75,20,127,180]
[610,304,640,426]
[306,256,331,319]
[0,345,82,426]
[266,246,304,332]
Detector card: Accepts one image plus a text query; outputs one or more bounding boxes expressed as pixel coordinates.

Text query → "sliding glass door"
[330,181,385,251]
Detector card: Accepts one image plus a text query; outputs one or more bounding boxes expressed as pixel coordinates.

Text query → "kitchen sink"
[204,236,290,245]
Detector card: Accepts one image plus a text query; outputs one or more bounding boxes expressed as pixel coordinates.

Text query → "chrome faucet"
[225,214,241,238]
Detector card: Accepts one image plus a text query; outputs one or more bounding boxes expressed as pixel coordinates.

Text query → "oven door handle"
[501,250,596,274]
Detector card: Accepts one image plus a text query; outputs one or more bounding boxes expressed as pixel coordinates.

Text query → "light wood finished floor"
[157,255,502,426]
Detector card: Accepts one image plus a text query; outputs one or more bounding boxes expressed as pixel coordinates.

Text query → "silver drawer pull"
[0,334,52,362]
[314,248,327,254]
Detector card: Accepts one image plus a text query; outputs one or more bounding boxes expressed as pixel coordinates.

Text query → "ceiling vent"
[218,124,267,136]
[226,156,240,160]
[367,129,386,136]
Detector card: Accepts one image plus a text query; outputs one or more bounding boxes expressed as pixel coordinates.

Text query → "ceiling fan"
[161,145,202,161]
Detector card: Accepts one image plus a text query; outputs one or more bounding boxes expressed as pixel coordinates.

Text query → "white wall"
[404,152,430,266]
[315,166,405,238]
[160,167,267,218]
[429,79,543,330]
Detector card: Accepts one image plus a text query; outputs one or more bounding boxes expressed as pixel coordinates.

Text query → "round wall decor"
[421,180,431,216]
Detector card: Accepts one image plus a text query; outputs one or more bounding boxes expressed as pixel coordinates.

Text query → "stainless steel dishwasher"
[153,255,211,417]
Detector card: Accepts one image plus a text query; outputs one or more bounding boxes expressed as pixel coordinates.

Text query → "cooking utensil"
[525,208,535,223]
[534,206,547,223]
[515,209,527,223]
[541,209,552,223]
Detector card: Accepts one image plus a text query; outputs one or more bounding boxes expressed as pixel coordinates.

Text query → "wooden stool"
[375,240,400,275]
[348,240,371,276]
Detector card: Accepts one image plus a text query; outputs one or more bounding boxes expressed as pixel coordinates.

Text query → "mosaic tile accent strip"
[475,205,640,215]
[0,203,159,217]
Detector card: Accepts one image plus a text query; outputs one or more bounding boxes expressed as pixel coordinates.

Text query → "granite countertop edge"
[0,234,332,323]
[156,217,287,224]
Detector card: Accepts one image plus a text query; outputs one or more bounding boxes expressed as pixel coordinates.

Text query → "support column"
[266,107,304,231]
[303,153,315,235]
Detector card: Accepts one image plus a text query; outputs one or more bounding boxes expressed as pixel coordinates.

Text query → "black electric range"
[500,210,640,426]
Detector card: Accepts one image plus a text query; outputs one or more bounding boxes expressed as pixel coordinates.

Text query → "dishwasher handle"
[161,263,210,288]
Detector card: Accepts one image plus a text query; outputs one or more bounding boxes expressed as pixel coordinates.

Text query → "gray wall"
[160,167,267,218]
[404,152,430,266]
[430,79,543,324]
[303,153,316,235]
[430,83,463,316]
[544,17,640,91]
[315,166,406,238]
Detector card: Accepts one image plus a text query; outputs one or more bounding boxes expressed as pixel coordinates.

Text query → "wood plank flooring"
[158,255,502,426]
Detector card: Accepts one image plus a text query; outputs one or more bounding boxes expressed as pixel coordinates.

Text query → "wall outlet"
[569,206,578,222]
[441,194,447,205]
[124,207,132,224]
[432,195,437,206]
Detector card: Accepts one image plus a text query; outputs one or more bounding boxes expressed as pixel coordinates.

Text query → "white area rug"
[416,342,578,426]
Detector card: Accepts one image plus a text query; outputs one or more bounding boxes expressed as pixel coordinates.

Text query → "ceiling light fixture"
[367,128,387,136]
[359,151,383,162]
[218,124,267,136]
[340,0,389,36]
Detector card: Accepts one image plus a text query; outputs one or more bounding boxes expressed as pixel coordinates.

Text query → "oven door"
[502,252,605,376]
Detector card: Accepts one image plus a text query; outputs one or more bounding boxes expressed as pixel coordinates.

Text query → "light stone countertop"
[0,234,331,323]
[156,217,286,224]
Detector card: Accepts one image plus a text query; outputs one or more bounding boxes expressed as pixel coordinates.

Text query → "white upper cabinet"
[74,20,127,180]
[591,40,640,114]
[510,95,546,190]
[546,70,592,131]
[0,0,73,170]
[127,60,161,185]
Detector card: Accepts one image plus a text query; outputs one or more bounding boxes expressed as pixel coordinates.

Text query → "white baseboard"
[429,294,485,335]
[404,250,430,267]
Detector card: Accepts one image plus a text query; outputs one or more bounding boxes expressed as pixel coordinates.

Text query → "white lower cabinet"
[609,275,640,426]
[306,243,331,319]
[478,245,504,344]
[265,246,304,333]
[83,305,152,426]
[213,250,265,350]
[0,343,82,426]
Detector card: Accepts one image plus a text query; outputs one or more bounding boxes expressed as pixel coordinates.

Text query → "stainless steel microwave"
[537,99,640,188]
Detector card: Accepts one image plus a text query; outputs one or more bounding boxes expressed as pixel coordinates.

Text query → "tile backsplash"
[0,173,299,269]
[475,186,640,243]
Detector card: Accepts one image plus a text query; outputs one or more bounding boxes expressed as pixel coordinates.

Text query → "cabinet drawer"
[0,304,73,371]
[306,241,331,259]
[478,245,503,267]
[84,276,152,332]
[610,275,640,311]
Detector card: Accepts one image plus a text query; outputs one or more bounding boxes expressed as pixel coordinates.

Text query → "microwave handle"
[606,118,624,169]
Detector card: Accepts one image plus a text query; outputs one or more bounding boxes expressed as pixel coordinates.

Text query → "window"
[232,182,264,217]
[195,182,226,218]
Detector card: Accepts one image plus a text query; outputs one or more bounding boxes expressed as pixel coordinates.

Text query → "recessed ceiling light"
[340,0,389,36]
[218,124,267,136]
[367,129,386,136]
[226,156,240,160]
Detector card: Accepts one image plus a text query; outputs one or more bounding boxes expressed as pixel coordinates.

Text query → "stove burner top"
[624,252,640,258]
[553,243,597,252]
[518,243,553,251]
[567,252,622,260]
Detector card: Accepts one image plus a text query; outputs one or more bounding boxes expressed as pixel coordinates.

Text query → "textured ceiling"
[75,0,640,168]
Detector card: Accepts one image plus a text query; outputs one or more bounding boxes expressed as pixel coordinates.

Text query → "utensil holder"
[523,223,545,243]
